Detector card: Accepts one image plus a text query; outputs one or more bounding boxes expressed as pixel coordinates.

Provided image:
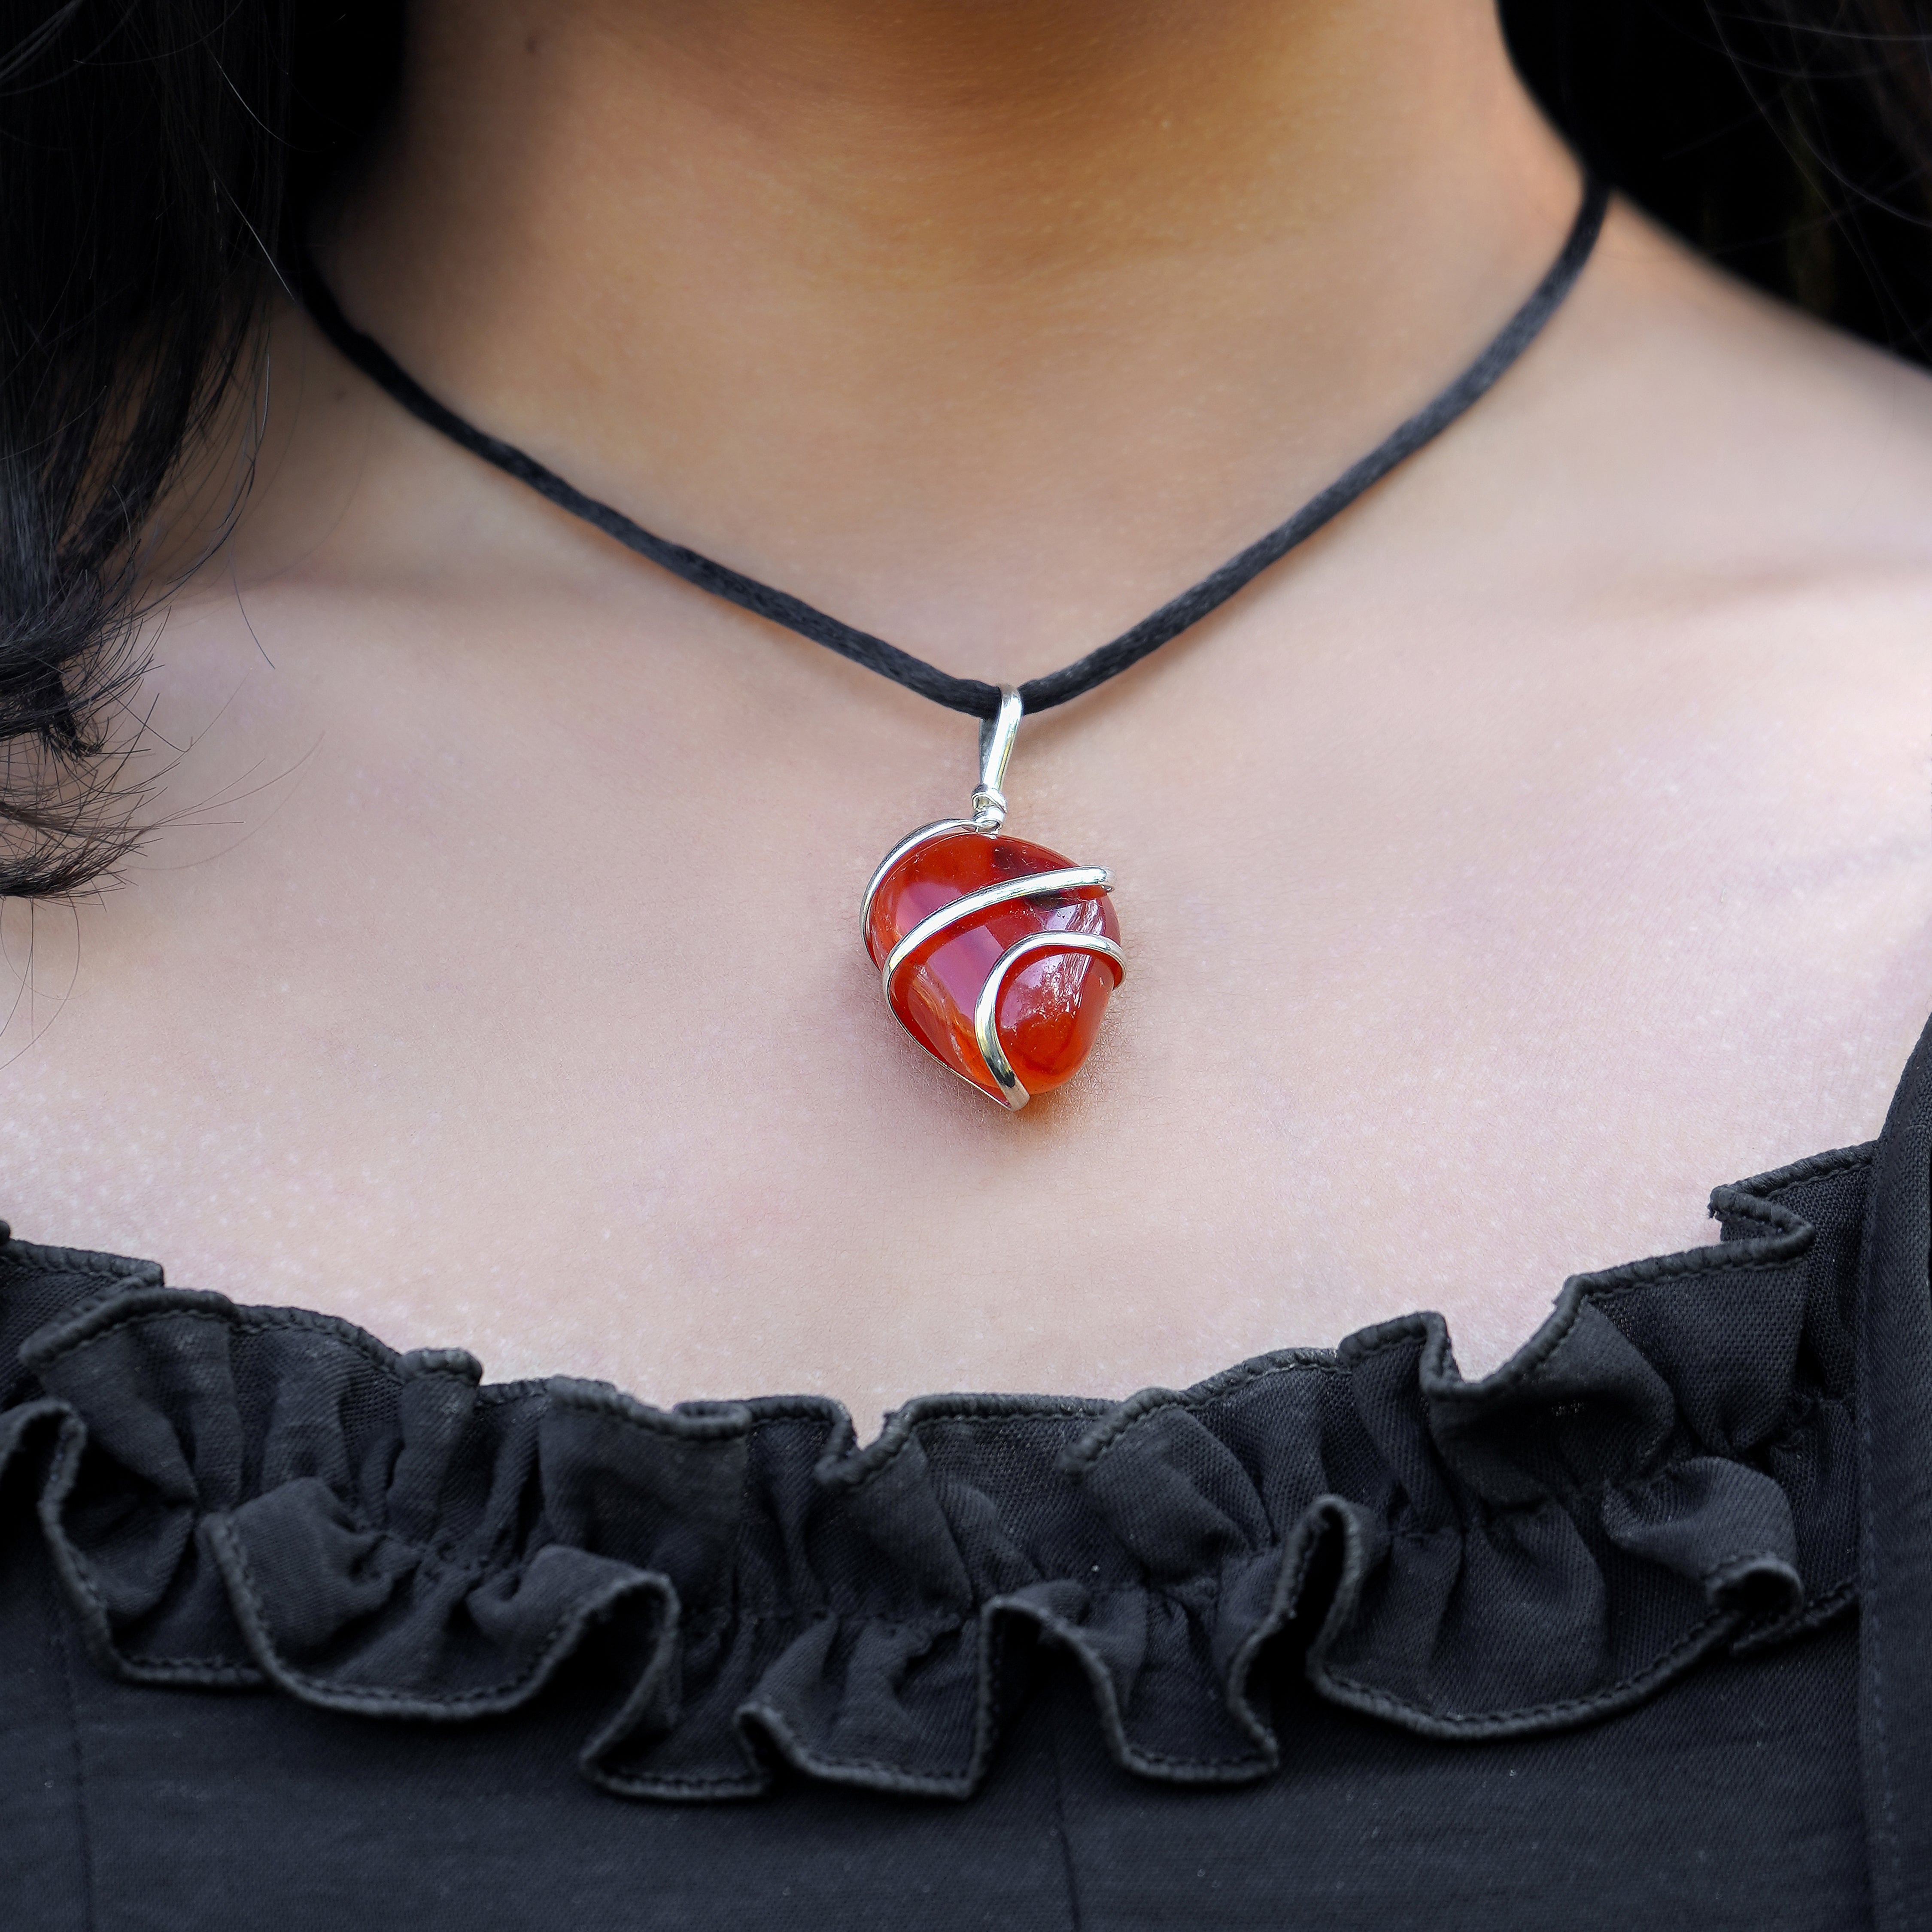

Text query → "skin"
[6,0,1932,1431]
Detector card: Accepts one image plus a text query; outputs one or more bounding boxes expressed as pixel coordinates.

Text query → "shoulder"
[1342,194,1932,817]
[1477,198,1932,611]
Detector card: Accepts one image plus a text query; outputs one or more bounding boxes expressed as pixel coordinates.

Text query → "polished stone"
[865,826,1122,1103]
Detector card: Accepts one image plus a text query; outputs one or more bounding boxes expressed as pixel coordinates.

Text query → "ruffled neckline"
[0,1144,1867,1801]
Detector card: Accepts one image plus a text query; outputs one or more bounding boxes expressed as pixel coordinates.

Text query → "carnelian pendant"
[861,686,1124,1109]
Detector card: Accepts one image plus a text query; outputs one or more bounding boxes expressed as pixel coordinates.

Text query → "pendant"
[860,687,1124,1110]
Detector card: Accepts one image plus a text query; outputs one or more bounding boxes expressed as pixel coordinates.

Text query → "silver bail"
[971,686,1023,830]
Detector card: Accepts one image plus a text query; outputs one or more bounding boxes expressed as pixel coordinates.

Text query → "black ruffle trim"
[0,1145,1867,1801]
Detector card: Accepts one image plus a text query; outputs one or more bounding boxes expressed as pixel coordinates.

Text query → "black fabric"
[1856,1010,1932,1925]
[0,1145,1863,1804]
[0,1564,1874,1930]
[296,177,1609,721]
[9,1016,1932,1923]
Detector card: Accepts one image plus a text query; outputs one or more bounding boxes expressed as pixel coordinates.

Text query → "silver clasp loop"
[971,685,1023,829]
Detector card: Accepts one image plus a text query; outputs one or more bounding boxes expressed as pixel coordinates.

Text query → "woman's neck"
[326,0,1580,676]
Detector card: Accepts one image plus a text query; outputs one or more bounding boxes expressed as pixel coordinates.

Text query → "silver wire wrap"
[860,687,1124,1110]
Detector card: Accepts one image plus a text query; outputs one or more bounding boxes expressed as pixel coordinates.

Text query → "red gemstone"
[864,826,1122,1105]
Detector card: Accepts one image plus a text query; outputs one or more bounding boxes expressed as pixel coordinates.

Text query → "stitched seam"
[34,1466,266,1683]
[1859,1281,1900,1899]
[43,1407,1857,1634]
[1065,1359,1344,1468]
[735,1704,978,1786]
[1588,1256,1820,1311]
[1703,1548,1800,1583]
[57,1522,1858,1689]
[603,1769,769,1793]
[743,1737,1262,1781]
[115,1651,258,1675]
[1174,1354,1344,1400]
[475,1380,549,1406]
[46,1556,98,1932]
[554,1387,756,1441]
[1800,1576,1857,1620]
[30,1434,1857,1782]
[1734,1576,1857,1650]
[1340,1259,1815,1405]
[27,1305,1346,1462]
[1323,1607,1734,1728]
[1574,1244,1816,1302]
[212,1520,632,1710]
[1728,1145,1875,1201]
[2,1246,158,1283]
[742,1698,1269,1783]
[28,1286,1836,1492]
[33,1306,411,1382]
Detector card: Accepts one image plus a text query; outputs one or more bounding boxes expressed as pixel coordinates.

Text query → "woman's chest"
[5,570,1929,1425]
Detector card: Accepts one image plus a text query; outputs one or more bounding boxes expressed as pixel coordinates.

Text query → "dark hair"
[2,0,1929,900]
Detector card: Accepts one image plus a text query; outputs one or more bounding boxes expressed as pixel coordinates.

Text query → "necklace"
[300,177,1607,1111]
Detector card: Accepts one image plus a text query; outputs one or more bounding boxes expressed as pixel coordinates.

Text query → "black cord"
[298,176,1607,721]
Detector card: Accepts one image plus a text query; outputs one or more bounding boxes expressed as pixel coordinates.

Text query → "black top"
[6,1015,1932,1929]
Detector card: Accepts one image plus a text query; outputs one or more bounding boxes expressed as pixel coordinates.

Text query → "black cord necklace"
[301,176,1607,1113]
